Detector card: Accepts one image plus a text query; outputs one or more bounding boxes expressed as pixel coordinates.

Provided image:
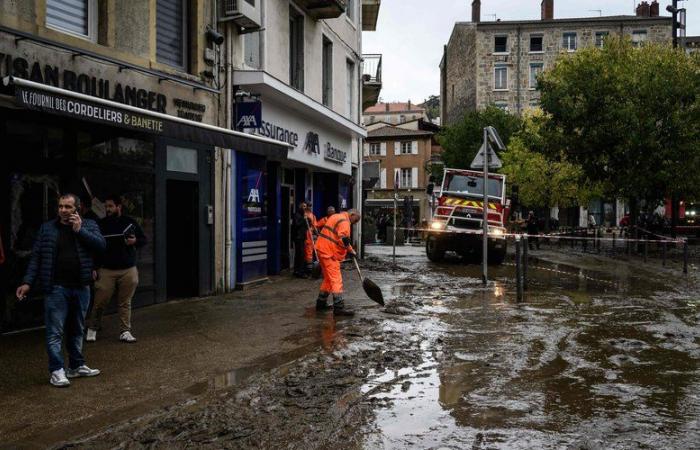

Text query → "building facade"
[218,0,381,287]
[0,0,291,332]
[440,0,673,125]
[363,101,428,127]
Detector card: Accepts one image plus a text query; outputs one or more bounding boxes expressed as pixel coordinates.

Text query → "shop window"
[166,146,198,174]
[289,6,305,91]
[156,0,189,70]
[46,0,98,41]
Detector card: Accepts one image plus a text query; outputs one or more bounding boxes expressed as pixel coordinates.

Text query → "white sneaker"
[119,331,137,343]
[50,369,70,387]
[66,365,101,378]
[86,328,97,342]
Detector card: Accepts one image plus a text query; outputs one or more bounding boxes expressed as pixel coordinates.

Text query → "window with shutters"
[400,168,412,188]
[400,142,412,155]
[46,0,97,40]
[369,143,381,156]
[322,36,333,107]
[290,6,305,91]
[156,0,189,70]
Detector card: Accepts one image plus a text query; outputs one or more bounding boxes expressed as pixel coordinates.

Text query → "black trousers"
[293,239,306,274]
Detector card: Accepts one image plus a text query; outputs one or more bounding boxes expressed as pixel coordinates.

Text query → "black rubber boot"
[332,296,355,317]
[316,292,331,311]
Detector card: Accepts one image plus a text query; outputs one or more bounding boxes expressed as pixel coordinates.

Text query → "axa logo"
[248,188,260,203]
[237,115,259,129]
[304,132,320,155]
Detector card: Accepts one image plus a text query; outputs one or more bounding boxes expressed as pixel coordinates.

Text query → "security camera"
[206,28,224,46]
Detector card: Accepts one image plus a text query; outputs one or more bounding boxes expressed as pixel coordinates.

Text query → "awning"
[2,77,290,159]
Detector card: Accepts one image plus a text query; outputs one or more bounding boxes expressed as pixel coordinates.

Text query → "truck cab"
[426,168,508,263]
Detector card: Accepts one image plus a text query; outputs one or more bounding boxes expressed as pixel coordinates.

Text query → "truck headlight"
[489,227,505,237]
[430,221,445,230]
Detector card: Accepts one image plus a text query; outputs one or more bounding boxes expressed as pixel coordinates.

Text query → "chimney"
[636,1,651,17]
[471,0,481,23]
[408,100,412,110]
[650,0,659,16]
[541,0,553,20]
[385,103,389,112]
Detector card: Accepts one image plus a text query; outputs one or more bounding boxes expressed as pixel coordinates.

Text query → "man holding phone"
[16,193,106,387]
[86,194,146,343]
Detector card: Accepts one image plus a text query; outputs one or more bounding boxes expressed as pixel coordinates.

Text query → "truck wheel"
[426,235,446,262]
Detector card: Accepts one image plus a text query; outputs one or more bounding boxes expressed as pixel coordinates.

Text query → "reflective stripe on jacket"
[315,212,351,260]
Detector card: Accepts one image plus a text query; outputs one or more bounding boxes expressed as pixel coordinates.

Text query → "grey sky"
[362,0,699,104]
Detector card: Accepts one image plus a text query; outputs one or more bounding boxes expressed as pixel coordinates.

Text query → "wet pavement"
[3,244,700,449]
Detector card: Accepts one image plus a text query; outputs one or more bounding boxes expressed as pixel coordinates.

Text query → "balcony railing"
[362,54,382,110]
[295,0,346,20]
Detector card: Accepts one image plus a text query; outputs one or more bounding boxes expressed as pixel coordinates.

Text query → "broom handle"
[304,216,320,261]
[352,255,364,282]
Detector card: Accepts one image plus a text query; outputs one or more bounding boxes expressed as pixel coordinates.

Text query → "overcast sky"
[362,0,700,104]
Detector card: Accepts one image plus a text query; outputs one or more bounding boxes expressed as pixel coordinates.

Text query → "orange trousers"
[304,234,314,263]
[318,256,343,294]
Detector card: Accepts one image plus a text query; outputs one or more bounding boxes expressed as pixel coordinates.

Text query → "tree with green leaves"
[438,106,521,169]
[538,36,700,230]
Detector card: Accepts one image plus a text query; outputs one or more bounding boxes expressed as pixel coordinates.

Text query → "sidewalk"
[0,270,365,448]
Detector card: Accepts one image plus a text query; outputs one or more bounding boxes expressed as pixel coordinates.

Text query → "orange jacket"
[316,212,353,260]
[316,215,331,230]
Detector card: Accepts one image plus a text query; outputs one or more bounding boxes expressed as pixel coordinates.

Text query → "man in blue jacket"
[16,193,106,387]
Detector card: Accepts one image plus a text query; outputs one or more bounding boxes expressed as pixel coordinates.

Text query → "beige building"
[440,0,673,125]
[363,101,428,127]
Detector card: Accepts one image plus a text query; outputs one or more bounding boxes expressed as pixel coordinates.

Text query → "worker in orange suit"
[314,209,361,316]
[316,206,336,230]
[303,204,317,275]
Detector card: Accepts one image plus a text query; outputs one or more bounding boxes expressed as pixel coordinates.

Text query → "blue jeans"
[44,285,90,373]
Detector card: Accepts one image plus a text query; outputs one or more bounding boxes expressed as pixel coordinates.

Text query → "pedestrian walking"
[292,202,309,278]
[16,193,106,387]
[314,209,361,316]
[526,211,540,250]
[86,194,146,343]
[303,203,318,275]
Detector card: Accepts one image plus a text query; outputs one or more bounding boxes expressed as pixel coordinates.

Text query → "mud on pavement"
[61,246,700,449]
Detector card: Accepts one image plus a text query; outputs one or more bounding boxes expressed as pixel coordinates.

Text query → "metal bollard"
[684,240,689,274]
[662,240,667,266]
[523,236,529,291]
[515,237,523,302]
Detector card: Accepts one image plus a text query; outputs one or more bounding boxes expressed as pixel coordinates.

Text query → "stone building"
[363,101,428,127]
[440,0,673,125]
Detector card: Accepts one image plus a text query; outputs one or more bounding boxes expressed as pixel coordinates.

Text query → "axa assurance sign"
[248,101,351,175]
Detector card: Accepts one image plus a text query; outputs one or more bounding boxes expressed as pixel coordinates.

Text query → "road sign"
[470,142,502,170]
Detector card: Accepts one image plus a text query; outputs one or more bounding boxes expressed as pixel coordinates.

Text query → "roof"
[367,126,434,139]
[364,102,426,114]
[467,14,671,29]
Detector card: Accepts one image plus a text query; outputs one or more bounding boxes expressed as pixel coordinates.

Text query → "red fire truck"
[426,168,508,264]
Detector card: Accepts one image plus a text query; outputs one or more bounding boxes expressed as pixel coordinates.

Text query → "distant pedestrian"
[16,194,105,387]
[86,194,146,343]
[588,213,597,230]
[292,202,309,278]
[526,211,540,250]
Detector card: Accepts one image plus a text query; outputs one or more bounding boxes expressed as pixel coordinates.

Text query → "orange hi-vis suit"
[315,212,354,295]
[304,211,317,264]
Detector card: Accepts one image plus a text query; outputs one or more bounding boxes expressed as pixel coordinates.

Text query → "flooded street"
[65,246,700,449]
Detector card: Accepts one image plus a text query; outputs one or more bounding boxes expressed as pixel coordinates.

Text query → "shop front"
[0,33,286,332]
[231,72,363,285]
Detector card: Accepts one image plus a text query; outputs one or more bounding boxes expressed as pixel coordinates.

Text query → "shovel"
[351,255,385,306]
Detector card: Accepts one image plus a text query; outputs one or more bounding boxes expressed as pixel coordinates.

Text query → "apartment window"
[595,31,609,48]
[529,63,544,89]
[156,0,188,70]
[494,65,508,90]
[346,0,355,22]
[399,114,406,123]
[322,36,333,107]
[368,115,376,123]
[530,35,543,52]
[563,32,577,51]
[494,35,508,53]
[346,59,355,119]
[290,6,305,91]
[632,30,648,47]
[244,32,260,69]
[369,143,381,155]
[46,0,97,40]
[400,142,412,154]
[401,168,412,188]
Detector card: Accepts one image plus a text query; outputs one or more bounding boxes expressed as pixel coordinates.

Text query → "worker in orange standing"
[303,203,318,276]
[316,206,336,230]
[315,209,361,316]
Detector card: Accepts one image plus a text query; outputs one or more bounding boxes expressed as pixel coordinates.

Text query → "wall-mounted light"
[206,28,224,46]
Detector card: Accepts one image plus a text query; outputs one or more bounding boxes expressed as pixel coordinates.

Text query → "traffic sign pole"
[482,128,489,285]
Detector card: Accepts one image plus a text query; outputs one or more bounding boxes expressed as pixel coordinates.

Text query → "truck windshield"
[445,174,502,198]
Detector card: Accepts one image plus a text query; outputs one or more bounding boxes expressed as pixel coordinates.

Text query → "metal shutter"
[157,0,187,69]
[46,0,89,36]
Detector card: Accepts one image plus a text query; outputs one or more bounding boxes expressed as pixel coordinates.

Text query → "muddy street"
[61,245,700,449]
